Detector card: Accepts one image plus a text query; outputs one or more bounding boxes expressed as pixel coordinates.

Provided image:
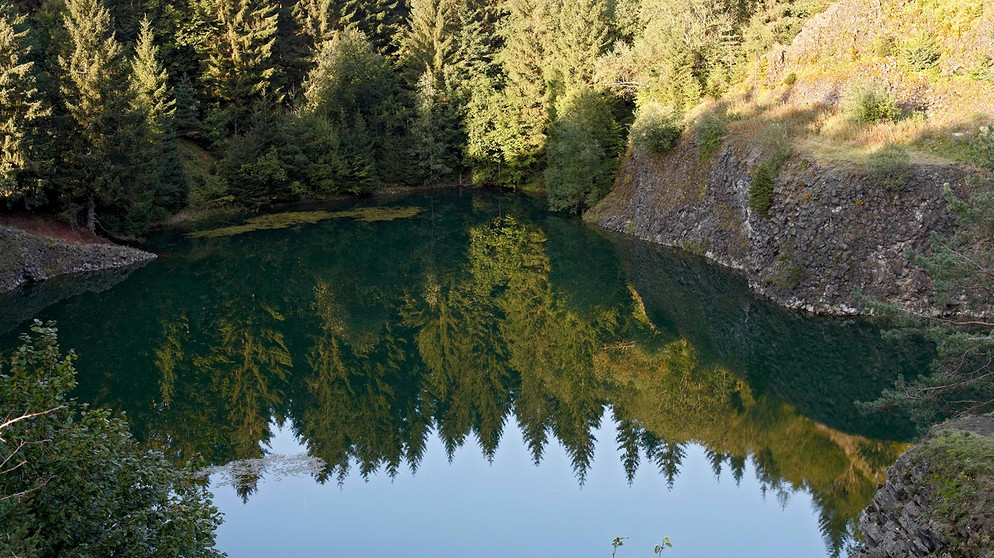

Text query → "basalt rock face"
[0,225,156,293]
[587,142,971,315]
[858,416,994,558]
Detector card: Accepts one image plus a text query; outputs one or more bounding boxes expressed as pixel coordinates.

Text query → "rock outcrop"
[0,225,156,293]
[587,142,971,315]
[859,416,994,557]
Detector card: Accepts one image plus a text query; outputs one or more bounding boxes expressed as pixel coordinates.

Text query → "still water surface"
[0,190,927,557]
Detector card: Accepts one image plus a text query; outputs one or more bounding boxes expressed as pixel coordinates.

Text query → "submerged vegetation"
[188,206,423,237]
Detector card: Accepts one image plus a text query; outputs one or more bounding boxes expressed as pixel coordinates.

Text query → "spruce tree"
[0,5,49,205]
[339,0,409,55]
[294,0,339,47]
[200,0,280,118]
[548,0,610,92]
[130,17,186,212]
[58,0,143,233]
[398,0,459,84]
[495,0,553,180]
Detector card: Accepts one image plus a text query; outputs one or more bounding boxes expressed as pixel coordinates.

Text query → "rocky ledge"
[859,416,994,557]
[0,225,156,293]
[587,142,971,316]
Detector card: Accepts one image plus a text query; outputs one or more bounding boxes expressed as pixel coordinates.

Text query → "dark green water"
[0,190,929,556]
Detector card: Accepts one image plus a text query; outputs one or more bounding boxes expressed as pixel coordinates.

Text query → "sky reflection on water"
[213,420,827,558]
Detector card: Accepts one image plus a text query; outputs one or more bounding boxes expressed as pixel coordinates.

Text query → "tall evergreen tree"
[200,0,280,120]
[294,0,339,47]
[339,0,409,55]
[130,17,186,211]
[494,0,553,181]
[58,0,147,233]
[548,0,610,92]
[0,5,49,205]
[398,0,459,85]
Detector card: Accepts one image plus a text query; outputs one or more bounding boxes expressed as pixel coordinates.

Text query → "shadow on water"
[0,190,927,555]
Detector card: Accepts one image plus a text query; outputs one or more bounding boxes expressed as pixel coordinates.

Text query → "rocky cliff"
[0,225,156,293]
[587,141,971,315]
[859,415,994,557]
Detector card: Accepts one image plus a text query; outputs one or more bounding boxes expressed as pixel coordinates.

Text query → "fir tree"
[339,0,409,55]
[131,17,175,137]
[0,5,49,205]
[548,0,610,92]
[294,0,339,47]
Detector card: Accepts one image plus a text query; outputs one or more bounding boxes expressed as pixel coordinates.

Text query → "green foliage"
[215,109,343,206]
[868,144,911,193]
[58,0,161,235]
[749,161,775,217]
[303,28,406,188]
[199,0,280,120]
[545,87,623,213]
[844,85,902,124]
[860,127,994,424]
[0,321,222,557]
[921,429,994,555]
[0,5,49,206]
[630,102,683,154]
[694,109,728,154]
[397,0,459,83]
[900,33,942,72]
[409,72,460,183]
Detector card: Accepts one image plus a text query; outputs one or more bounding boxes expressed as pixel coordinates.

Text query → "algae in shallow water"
[188,206,423,238]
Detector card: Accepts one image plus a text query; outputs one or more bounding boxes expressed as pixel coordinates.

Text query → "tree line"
[1,0,826,235]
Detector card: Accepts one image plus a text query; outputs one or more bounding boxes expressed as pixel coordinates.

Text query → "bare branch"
[0,406,66,433]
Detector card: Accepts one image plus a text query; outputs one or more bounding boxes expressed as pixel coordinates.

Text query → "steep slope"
[588,0,993,315]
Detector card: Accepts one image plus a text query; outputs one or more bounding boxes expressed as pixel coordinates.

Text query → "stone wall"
[588,141,971,315]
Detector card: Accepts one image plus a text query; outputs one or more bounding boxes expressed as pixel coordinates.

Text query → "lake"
[0,189,927,557]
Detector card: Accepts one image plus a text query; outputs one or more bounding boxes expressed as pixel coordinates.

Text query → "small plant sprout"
[654,536,673,556]
[610,536,628,557]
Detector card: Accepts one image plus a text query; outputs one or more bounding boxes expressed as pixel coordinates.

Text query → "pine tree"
[0,5,49,205]
[200,0,280,115]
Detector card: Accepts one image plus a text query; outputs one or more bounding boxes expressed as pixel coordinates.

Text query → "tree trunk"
[87,195,96,234]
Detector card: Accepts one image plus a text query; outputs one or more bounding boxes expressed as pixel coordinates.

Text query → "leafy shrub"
[844,85,902,123]
[630,102,683,154]
[782,72,797,86]
[749,161,776,217]
[694,109,728,154]
[0,322,223,557]
[868,144,911,192]
[900,34,942,72]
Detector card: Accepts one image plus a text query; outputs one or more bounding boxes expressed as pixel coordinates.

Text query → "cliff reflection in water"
[24,192,928,555]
